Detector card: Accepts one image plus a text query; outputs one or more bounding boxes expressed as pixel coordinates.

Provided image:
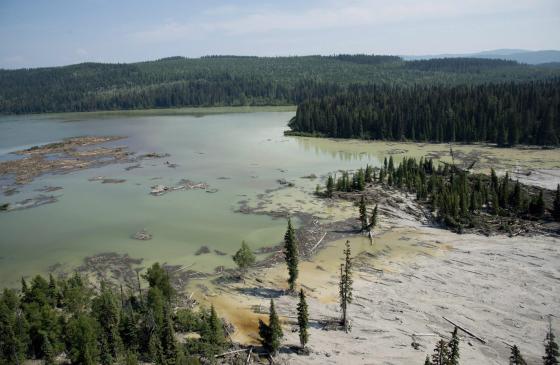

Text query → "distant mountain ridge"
[403,49,560,65]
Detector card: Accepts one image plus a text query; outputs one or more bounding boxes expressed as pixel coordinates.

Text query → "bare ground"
[201,185,560,365]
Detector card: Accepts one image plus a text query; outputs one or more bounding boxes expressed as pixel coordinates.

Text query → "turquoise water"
[0,110,382,287]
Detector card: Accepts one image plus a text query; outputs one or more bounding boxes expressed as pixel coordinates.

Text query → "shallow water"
[0,110,382,287]
[1,109,559,289]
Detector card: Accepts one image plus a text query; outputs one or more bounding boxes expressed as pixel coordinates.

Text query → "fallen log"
[215,348,249,358]
[245,346,253,365]
[442,316,486,344]
[310,232,328,253]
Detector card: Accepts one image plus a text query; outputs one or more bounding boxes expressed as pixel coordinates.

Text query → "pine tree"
[259,299,283,356]
[326,175,335,197]
[284,218,299,292]
[543,323,559,365]
[339,240,353,333]
[233,241,256,277]
[65,314,99,365]
[424,355,432,365]
[365,165,373,183]
[297,289,309,350]
[119,308,138,352]
[552,184,560,222]
[431,339,450,365]
[202,304,225,353]
[92,282,121,364]
[369,204,378,230]
[160,305,178,364]
[448,327,460,365]
[359,195,368,231]
[509,345,527,365]
[143,263,174,302]
[529,190,545,218]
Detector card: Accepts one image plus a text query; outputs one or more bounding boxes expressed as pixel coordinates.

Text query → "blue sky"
[1,0,559,69]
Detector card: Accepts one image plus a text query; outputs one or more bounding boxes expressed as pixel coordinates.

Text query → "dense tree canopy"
[288,80,560,146]
[1,55,559,114]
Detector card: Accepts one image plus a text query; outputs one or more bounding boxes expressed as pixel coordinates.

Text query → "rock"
[195,246,211,255]
[132,229,152,240]
[301,173,317,179]
[150,184,169,196]
[0,203,9,211]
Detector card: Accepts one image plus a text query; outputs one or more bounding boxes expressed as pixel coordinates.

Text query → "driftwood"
[442,316,487,344]
[245,346,253,364]
[310,232,328,253]
[412,333,439,337]
[214,348,249,358]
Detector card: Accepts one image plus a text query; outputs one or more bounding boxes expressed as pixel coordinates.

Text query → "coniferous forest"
[288,80,560,146]
[1,55,560,114]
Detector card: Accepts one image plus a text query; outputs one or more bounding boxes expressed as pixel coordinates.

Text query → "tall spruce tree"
[258,299,283,356]
[509,345,527,365]
[543,322,559,365]
[339,240,353,333]
[369,204,378,230]
[529,190,546,218]
[284,218,299,292]
[359,195,368,231]
[326,175,335,198]
[201,304,226,355]
[448,327,460,365]
[431,339,450,365]
[297,289,309,350]
[92,282,121,365]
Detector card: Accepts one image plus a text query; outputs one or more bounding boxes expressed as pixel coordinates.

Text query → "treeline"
[0,263,227,364]
[288,80,560,146]
[323,156,560,233]
[2,55,560,114]
[405,57,518,73]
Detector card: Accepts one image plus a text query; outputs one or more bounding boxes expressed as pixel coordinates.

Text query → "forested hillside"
[1,55,560,114]
[288,80,560,146]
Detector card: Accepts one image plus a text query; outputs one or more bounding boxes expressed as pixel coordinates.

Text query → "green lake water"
[0,109,385,288]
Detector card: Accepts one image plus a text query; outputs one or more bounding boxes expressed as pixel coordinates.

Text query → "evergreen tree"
[0,289,27,365]
[543,323,559,365]
[552,184,560,222]
[448,327,460,365]
[119,308,139,352]
[326,175,335,197]
[339,241,353,332]
[431,339,450,365]
[200,304,226,356]
[509,345,527,365]
[297,289,309,350]
[92,282,121,364]
[529,190,546,218]
[258,300,283,356]
[284,218,299,292]
[143,263,174,302]
[65,314,99,365]
[160,305,178,364]
[369,204,378,230]
[232,241,256,277]
[424,355,432,365]
[359,195,368,231]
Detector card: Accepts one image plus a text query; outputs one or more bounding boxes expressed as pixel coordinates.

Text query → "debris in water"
[132,229,153,240]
